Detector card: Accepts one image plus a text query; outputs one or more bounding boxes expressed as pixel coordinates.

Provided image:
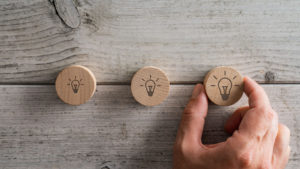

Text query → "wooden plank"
[1,0,300,83]
[0,85,298,168]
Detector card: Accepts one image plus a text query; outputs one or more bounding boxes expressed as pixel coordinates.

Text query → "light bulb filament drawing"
[67,76,84,94]
[140,75,161,97]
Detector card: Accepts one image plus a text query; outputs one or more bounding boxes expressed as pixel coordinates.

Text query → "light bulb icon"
[145,79,156,96]
[209,70,241,102]
[67,76,83,94]
[71,80,80,93]
[218,77,232,100]
[206,68,243,106]
[140,75,161,97]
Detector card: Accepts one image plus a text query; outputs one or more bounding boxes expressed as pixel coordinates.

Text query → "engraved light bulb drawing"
[145,79,156,96]
[218,77,232,100]
[209,70,240,101]
[67,76,83,94]
[140,75,161,97]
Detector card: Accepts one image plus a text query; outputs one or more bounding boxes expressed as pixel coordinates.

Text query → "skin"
[173,76,291,169]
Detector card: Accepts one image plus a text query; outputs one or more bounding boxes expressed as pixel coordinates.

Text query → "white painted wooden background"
[0,0,299,168]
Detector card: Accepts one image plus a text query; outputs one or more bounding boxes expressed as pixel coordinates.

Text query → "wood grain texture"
[131,66,170,106]
[204,66,243,106]
[0,0,300,83]
[55,65,96,105]
[0,85,298,168]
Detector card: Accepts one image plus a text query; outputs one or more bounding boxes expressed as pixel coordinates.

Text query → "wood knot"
[265,71,275,82]
[53,0,81,28]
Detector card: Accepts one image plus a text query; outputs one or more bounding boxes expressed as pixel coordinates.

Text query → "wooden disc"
[204,66,243,106]
[131,66,170,106]
[55,65,97,105]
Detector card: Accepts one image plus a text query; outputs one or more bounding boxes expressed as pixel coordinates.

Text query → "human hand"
[173,77,290,169]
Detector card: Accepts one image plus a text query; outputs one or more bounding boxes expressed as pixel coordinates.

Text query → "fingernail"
[192,84,202,98]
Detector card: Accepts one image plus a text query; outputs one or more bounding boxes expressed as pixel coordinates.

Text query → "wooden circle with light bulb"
[204,66,244,106]
[131,66,170,106]
[55,65,97,105]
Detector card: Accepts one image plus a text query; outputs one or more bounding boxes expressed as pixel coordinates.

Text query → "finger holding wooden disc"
[131,66,170,106]
[204,66,243,106]
[55,65,97,105]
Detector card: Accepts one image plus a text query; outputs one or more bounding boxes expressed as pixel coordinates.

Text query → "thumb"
[177,84,208,144]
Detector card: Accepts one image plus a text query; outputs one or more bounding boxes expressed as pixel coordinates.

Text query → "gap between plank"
[0,82,299,85]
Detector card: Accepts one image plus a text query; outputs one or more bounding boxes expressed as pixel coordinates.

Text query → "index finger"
[243,76,271,109]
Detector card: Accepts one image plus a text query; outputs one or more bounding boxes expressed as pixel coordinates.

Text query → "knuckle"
[230,131,248,145]
[184,99,197,115]
[183,108,192,116]
[226,132,253,168]
[270,109,278,121]
[279,124,291,136]
[256,106,268,116]
[270,109,278,120]
[255,135,264,142]
[237,152,253,168]
[173,139,195,158]
[257,107,277,122]
[265,110,275,121]
[181,140,194,154]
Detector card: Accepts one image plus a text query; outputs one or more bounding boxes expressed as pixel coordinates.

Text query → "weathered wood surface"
[1,0,299,168]
[1,0,300,83]
[0,85,298,169]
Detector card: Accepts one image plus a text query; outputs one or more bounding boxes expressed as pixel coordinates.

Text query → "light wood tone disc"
[55,65,97,105]
[131,66,170,106]
[204,66,243,106]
